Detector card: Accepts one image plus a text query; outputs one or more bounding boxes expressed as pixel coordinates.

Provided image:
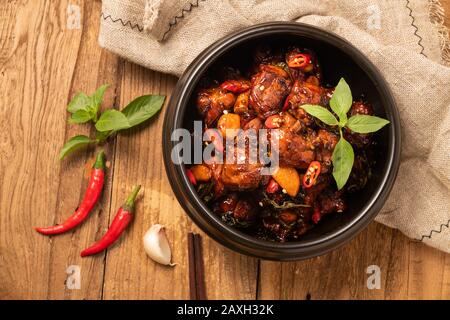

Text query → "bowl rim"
[162,22,401,261]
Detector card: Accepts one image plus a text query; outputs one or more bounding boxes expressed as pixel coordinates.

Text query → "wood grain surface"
[0,0,449,300]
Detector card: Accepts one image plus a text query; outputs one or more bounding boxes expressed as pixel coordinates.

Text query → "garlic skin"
[143,224,176,266]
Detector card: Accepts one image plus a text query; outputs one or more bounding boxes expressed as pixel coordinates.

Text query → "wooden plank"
[259,224,410,299]
[0,0,76,299]
[0,0,121,299]
[408,242,448,299]
[100,62,259,299]
[45,0,120,300]
[444,0,450,31]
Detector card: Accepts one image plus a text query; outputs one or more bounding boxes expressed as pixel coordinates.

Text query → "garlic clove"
[143,224,176,266]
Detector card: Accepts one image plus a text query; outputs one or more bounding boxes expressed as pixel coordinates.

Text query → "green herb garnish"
[60,85,165,159]
[301,78,389,190]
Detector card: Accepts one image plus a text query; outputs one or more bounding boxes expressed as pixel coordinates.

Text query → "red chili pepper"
[312,205,321,224]
[282,93,293,111]
[35,151,106,235]
[302,161,321,189]
[287,53,311,69]
[266,179,280,193]
[220,80,251,93]
[80,185,141,257]
[186,168,197,186]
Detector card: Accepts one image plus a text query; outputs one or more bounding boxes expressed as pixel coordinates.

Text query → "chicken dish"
[187,45,381,242]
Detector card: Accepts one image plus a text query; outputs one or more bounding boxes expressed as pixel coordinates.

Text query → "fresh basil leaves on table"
[60,85,165,160]
[301,78,390,190]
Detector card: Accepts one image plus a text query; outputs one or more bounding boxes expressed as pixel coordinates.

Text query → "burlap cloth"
[98,0,450,253]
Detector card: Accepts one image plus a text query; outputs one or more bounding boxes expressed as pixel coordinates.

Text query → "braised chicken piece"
[242,117,263,132]
[233,198,257,222]
[205,157,225,198]
[221,162,264,191]
[284,80,332,128]
[260,207,315,241]
[312,129,339,173]
[303,174,332,206]
[262,216,290,242]
[196,87,236,127]
[344,101,375,148]
[220,146,268,190]
[311,190,347,224]
[278,210,298,224]
[215,193,258,225]
[233,90,250,114]
[318,191,346,215]
[208,142,268,195]
[218,193,239,212]
[249,64,292,119]
[271,128,315,169]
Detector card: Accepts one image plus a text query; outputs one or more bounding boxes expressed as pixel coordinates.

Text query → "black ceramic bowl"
[162,22,401,261]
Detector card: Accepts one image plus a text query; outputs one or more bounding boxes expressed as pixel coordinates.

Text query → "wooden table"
[1,0,449,300]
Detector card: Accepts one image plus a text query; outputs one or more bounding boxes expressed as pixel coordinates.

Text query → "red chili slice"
[302,161,321,189]
[220,80,251,93]
[287,53,311,69]
[312,205,321,224]
[186,169,197,186]
[282,93,293,111]
[266,179,280,193]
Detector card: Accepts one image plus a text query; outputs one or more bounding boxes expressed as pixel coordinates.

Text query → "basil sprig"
[67,84,109,124]
[59,135,95,160]
[301,78,389,190]
[60,85,165,159]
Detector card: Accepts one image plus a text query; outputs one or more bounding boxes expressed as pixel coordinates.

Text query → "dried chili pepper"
[80,185,141,257]
[287,53,311,69]
[220,80,251,93]
[186,168,197,186]
[35,151,106,235]
[312,204,321,224]
[302,161,321,189]
[266,179,280,194]
[282,93,293,111]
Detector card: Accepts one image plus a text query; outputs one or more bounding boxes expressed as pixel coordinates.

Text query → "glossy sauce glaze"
[189,45,376,242]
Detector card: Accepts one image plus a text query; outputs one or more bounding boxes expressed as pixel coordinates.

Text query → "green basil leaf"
[121,95,165,127]
[67,85,109,123]
[330,78,352,123]
[59,135,93,160]
[347,115,390,133]
[332,136,355,190]
[67,93,90,114]
[91,84,108,107]
[90,84,109,120]
[300,104,339,126]
[68,110,92,124]
[95,109,131,132]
